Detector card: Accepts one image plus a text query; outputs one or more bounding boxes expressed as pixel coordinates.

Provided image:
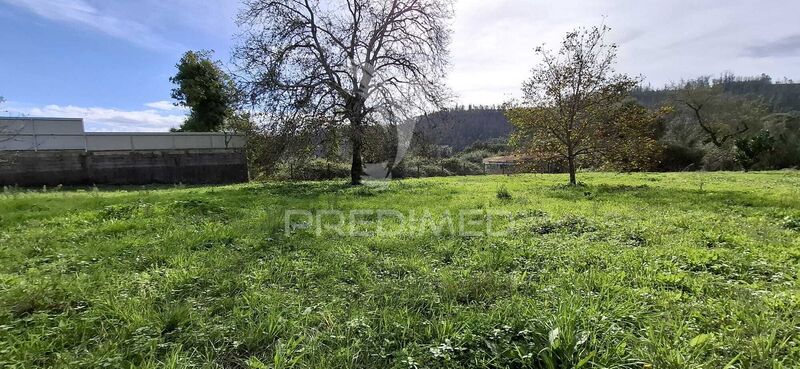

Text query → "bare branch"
[233,0,454,184]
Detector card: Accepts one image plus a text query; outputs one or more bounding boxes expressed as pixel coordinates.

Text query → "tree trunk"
[350,122,364,186]
[567,156,577,185]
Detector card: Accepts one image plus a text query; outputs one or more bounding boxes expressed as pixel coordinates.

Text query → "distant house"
[483,155,565,174]
[0,117,248,186]
[482,155,527,174]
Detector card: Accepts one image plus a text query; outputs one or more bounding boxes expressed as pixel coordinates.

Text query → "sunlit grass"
[1,171,799,368]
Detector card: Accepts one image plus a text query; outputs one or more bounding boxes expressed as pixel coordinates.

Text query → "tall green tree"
[506,26,638,185]
[170,50,235,132]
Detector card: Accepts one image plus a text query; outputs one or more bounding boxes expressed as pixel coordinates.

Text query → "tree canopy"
[170,50,235,132]
[506,26,642,184]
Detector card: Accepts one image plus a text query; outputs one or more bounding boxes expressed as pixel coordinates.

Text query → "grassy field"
[1,172,799,368]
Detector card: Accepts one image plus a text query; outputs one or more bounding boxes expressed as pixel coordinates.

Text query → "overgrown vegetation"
[635,74,800,172]
[1,172,799,368]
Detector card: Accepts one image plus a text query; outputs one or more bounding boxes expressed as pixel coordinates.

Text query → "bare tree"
[671,80,767,148]
[507,26,638,185]
[234,0,453,185]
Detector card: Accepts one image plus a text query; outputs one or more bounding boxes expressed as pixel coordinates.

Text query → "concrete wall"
[0,117,245,152]
[0,149,248,186]
[0,132,246,151]
[0,118,249,186]
[0,118,85,135]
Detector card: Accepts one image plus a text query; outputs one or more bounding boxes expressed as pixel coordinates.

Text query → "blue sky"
[0,0,239,130]
[1,0,799,131]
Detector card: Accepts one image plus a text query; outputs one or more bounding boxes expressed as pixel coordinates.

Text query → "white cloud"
[144,100,187,112]
[4,0,800,110]
[4,102,186,132]
[1,0,180,50]
[448,0,800,106]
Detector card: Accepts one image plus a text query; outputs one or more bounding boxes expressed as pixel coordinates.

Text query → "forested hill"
[633,75,800,111]
[414,108,513,151]
[412,75,800,153]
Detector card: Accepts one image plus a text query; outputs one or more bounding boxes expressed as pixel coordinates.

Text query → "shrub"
[419,164,451,177]
[458,150,491,164]
[441,157,482,176]
[401,157,453,178]
[659,143,704,171]
[272,159,350,181]
[702,146,738,171]
[734,130,775,171]
[496,186,512,200]
[462,137,509,154]
[783,216,800,231]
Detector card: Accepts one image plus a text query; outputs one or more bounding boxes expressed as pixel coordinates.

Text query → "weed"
[532,215,597,235]
[782,215,800,231]
[496,186,512,200]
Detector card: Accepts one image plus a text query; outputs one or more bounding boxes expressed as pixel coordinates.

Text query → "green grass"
[1,172,799,368]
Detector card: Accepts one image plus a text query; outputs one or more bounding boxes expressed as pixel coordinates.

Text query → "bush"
[458,150,492,164]
[496,186,512,200]
[441,157,483,176]
[761,113,800,169]
[272,159,350,181]
[462,137,509,154]
[734,130,775,171]
[702,146,738,171]
[418,164,451,177]
[659,143,704,171]
[395,158,451,178]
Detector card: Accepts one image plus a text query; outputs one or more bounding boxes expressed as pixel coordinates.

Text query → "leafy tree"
[596,101,668,172]
[234,0,453,185]
[760,112,800,169]
[506,26,638,185]
[671,80,768,148]
[734,130,775,171]
[170,50,235,132]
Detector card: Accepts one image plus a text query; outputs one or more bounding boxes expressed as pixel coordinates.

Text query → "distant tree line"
[414,109,512,151]
[634,74,800,112]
